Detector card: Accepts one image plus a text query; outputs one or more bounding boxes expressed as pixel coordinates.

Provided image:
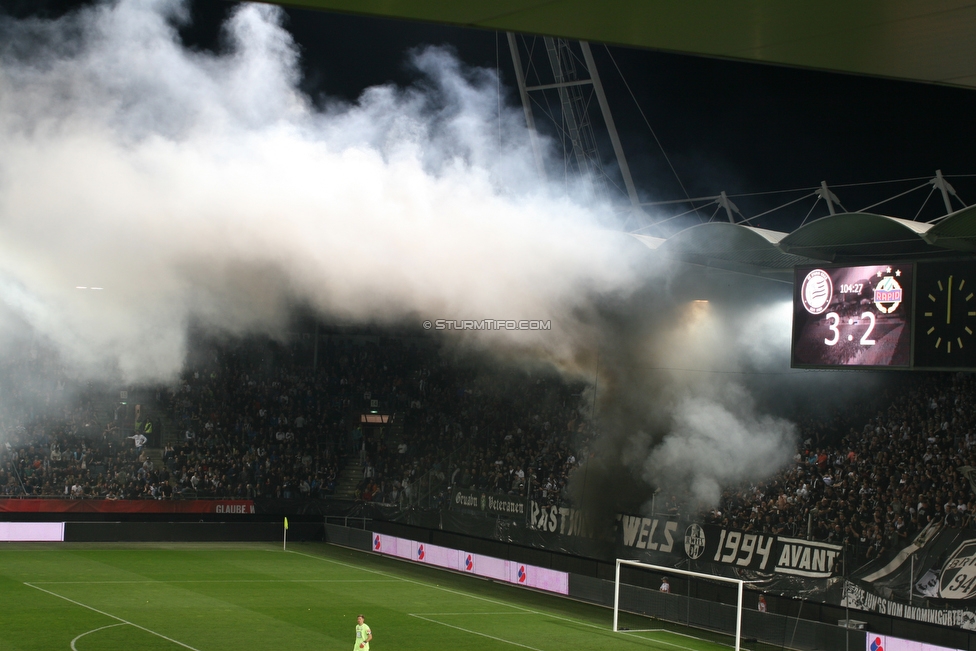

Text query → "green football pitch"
[0,541,742,651]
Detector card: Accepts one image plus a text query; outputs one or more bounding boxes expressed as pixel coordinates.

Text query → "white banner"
[0,522,64,541]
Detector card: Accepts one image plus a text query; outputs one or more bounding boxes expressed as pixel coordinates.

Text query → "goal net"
[613,559,745,651]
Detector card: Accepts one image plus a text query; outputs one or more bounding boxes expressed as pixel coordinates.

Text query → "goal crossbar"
[613,559,744,651]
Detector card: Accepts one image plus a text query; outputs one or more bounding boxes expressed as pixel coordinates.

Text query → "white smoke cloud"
[643,384,797,506]
[0,0,643,382]
[0,1,808,507]
[626,298,799,508]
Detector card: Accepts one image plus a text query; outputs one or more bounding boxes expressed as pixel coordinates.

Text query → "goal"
[613,559,745,651]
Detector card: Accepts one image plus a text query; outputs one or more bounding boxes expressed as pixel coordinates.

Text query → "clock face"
[914,262,976,368]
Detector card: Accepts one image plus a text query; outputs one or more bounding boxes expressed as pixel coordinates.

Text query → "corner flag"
[284,517,289,530]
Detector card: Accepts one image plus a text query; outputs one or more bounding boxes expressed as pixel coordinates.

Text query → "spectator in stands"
[128,432,147,453]
[4,330,975,578]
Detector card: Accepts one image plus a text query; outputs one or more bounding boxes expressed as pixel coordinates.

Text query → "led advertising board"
[792,263,913,368]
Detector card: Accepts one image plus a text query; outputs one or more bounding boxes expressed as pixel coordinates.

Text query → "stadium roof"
[632,205,976,281]
[276,1,976,90]
[269,1,976,280]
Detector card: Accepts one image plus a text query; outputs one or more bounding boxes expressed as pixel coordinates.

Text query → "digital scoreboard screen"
[792,263,914,368]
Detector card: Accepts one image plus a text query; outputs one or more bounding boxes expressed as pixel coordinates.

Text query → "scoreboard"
[792,261,976,369]
[793,264,913,368]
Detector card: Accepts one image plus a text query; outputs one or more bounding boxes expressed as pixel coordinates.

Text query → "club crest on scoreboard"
[801,269,833,315]
[873,272,904,314]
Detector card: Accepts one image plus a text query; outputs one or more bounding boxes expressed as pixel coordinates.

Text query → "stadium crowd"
[0,336,586,505]
[2,333,976,565]
[703,372,976,562]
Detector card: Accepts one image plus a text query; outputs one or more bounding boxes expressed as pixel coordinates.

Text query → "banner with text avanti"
[618,517,842,578]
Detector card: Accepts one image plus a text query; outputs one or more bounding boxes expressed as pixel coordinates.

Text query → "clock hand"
[948,276,953,325]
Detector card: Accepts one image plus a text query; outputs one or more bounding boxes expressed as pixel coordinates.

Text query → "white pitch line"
[285,550,535,615]
[410,612,530,616]
[620,628,694,636]
[24,583,203,651]
[616,629,705,651]
[32,579,399,584]
[71,623,126,651]
[409,614,545,651]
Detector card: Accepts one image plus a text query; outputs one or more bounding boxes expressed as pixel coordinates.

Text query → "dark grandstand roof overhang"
[263,2,976,280]
[271,1,976,90]
[633,205,976,281]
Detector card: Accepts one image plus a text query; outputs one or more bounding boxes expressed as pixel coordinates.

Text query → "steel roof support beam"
[817,181,841,215]
[579,41,642,214]
[932,169,963,214]
[506,32,547,181]
[718,191,740,223]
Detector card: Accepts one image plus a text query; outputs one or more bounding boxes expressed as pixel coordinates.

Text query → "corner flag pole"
[284,517,288,550]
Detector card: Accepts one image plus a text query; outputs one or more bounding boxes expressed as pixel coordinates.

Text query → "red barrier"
[0,499,255,514]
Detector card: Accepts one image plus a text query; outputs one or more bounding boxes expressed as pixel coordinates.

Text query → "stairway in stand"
[334,456,364,500]
[155,411,181,447]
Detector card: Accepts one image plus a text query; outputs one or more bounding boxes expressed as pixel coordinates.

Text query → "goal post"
[613,559,745,651]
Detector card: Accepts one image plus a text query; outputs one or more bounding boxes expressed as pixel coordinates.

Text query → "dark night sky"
[193,2,976,233]
[6,0,976,234]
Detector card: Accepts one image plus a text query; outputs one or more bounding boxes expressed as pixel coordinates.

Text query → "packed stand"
[0,347,128,498]
[360,362,590,508]
[16,329,970,562]
[702,372,976,563]
[0,332,594,506]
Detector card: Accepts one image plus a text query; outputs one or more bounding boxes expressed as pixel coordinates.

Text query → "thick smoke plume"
[0,1,640,381]
[0,1,831,511]
[567,288,803,518]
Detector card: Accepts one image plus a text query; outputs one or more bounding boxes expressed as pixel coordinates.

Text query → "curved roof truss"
[637,207,976,280]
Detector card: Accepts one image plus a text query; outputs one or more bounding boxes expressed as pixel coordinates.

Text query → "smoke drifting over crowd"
[0,1,642,379]
[0,1,825,511]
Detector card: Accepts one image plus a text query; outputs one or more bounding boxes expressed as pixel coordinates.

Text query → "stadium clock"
[913,262,976,368]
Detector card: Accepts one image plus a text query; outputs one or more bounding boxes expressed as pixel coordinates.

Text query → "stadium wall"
[7,498,976,649]
[325,522,864,651]
[360,519,976,651]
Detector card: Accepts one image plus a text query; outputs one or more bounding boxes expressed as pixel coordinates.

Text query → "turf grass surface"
[0,541,740,651]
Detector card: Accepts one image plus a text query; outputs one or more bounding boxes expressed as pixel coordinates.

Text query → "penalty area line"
[71,623,126,651]
[293,547,709,651]
[616,629,703,651]
[409,612,530,616]
[24,583,203,651]
[288,549,625,638]
[32,578,398,584]
[408,613,544,651]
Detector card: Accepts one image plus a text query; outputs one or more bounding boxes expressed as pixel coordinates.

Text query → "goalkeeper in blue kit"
[354,614,372,651]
